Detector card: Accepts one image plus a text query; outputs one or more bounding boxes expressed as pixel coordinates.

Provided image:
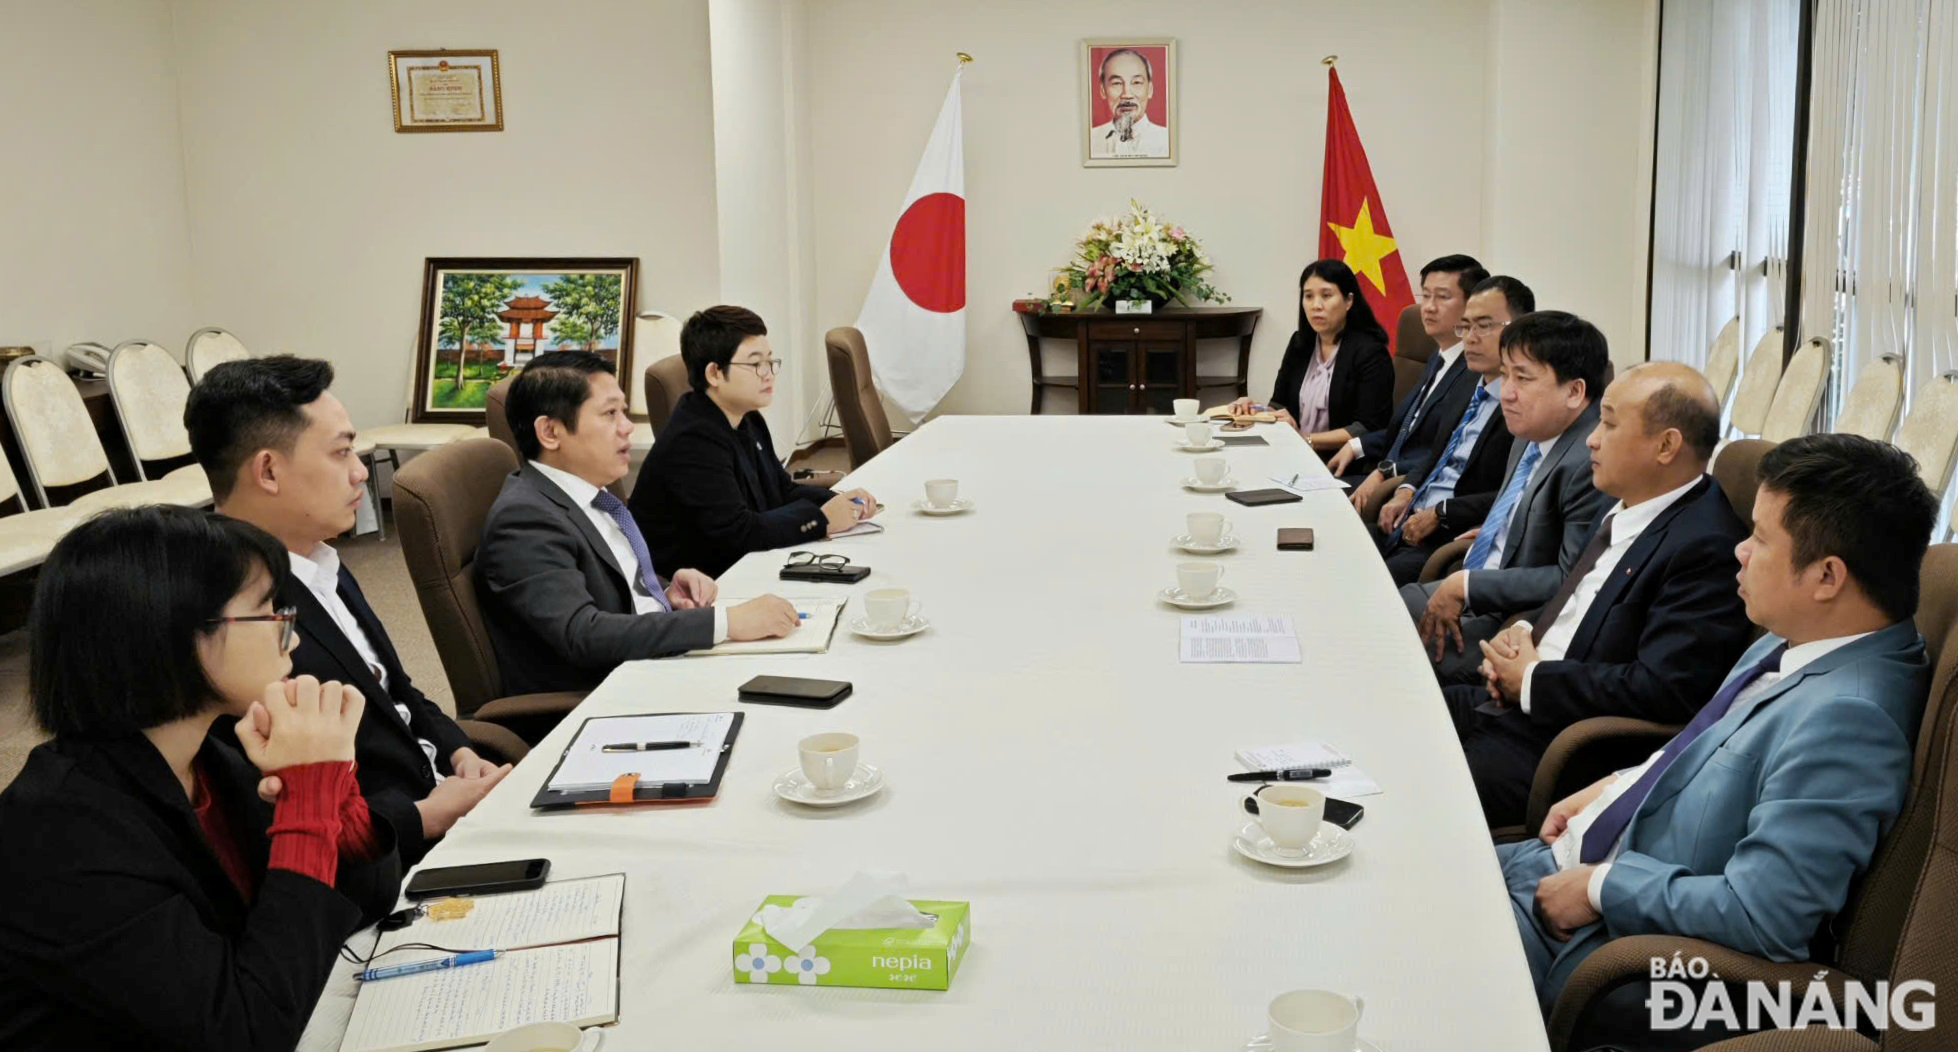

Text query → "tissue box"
[732,897,971,991]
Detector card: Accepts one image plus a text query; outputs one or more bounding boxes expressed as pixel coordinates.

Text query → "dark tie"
[591,489,673,612]
[1577,644,1788,864]
[1530,514,1617,646]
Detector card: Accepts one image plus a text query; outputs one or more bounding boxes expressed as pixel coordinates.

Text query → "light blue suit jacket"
[1597,621,1929,960]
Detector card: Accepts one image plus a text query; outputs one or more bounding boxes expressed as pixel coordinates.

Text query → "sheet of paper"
[690,596,846,656]
[1234,740,1383,797]
[339,939,619,1052]
[1179,615,1303,664]
[1267,472,1350,495]
[549,713,734,791]
[377,875,624,958]
[829,519,885,539]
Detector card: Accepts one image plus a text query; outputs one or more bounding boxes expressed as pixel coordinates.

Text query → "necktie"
[1531,515,1616,645]
[1577,644,1788,864]
[1383,357,1443,464]
[1465,442,1545,570]
[1409,384,1491,510]
[591,490,673,612]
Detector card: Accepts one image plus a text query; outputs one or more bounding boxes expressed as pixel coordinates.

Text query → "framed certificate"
[389,49,503,133]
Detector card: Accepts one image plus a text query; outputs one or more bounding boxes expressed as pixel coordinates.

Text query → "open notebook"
[688,596,847,656]
[339,874,625,1052]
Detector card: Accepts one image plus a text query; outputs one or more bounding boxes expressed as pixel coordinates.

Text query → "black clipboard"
[529,711,743,810]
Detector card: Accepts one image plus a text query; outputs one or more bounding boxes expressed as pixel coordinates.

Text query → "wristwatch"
[1378,459,1399,480]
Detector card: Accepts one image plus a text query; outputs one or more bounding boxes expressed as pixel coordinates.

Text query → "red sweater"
[193,761,380,898]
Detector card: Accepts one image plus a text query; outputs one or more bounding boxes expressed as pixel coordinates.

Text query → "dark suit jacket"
[478,464,716,696]
[630,391,837,580]
[1463,403,1614,614]
[0,735,400,1052]
[1524,475,1754,731]
[284,562,471,866]
[1266,328,1394,437]
[1357,348,1473,479]
[1401,378,1518,543]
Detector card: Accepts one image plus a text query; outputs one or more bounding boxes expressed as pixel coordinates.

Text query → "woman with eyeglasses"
[629,304,879,579]
[0,506,401,1051]
[1230,258,1394,457]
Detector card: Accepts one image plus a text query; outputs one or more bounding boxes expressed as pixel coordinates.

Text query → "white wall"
[0,0,196,356]
[170,0,723,430]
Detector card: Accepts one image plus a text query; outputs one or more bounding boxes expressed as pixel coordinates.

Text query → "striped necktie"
[1464,442,1544,570]
[1406,383,1492,511]
[591,489,673,612]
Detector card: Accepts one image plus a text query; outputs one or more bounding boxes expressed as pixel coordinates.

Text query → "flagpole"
[1321,54,1337,66]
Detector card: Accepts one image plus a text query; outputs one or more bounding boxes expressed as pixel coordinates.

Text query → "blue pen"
[798,612,810,620]
[357,949,499,982]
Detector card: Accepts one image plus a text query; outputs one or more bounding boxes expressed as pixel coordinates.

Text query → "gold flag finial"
[957,51,974,66]
[1321,55,1338,67]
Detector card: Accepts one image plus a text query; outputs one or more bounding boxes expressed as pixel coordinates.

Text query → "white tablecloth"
[303,416,1549,1052]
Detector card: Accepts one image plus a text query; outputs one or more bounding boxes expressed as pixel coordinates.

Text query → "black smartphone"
[738,675,854,708]
[1226,488,1304,507]
[1240,795,1365,830]
[404,858,550,900]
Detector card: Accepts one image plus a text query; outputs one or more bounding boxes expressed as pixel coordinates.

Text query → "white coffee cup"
[1250,783,1325,855]
[1176,561,1224,599]
[1265,989,1365,1052]
[862,588,921,631]
[1183,420,1214,447]
[1173,397,1200,420]
[924,478,959,508]
[798,732,860,791]
[1194,456,1229,485]
[485,1021,587,1052]
[1186,512,1233,546]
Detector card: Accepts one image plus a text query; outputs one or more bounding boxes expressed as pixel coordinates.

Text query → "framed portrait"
[411,257,639,424]
[389,49,503,132]
[1081,39,1176,168]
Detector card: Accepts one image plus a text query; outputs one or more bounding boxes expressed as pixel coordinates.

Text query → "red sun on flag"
[889,192,966,314]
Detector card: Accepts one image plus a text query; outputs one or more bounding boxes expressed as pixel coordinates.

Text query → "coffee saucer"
[1242,1036,1383,1051]
[1231,821,1354,868]
[1159,586,1236,609]
[1166,415,1207,426]
[1181,476,1239,492]
[774,764,886,806]
[912,498,974,516]
[1176,439,1227,452]
[1171,533,1239,554]
[849,614,929,640]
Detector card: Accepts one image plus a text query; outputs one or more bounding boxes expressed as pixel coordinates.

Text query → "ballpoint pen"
[601,740,698,753]
[357,949,500,982]
[1227,767,1333,782]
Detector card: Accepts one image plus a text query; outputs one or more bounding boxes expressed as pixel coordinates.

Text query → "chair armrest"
[454,719,530,765]
[1360,474,1405,524]
[1548,935,1855,1051]
[1699,1031,1877,1052]
[473,690,588,745]
[1524,717,1682,833]
[1418,536,1472,583]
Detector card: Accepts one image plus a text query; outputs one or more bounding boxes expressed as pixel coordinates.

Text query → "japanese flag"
[855,72,965,423]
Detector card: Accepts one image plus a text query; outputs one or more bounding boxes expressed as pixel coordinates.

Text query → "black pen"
[1227,767,1332,782]
[601,740,697,753]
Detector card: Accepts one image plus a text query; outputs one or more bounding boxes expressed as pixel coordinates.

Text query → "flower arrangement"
[1058,200,1228,310]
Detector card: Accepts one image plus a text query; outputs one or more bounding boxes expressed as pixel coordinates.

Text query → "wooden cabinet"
[1019,307,1263,415]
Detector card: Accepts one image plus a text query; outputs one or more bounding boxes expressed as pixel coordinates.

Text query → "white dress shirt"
[1554,632,1872,908]
[1344,342,1465,457]
[530,461,728,642]
[1089,115,1170,158]
[288,544,444,779]
[1516,475,1708,710]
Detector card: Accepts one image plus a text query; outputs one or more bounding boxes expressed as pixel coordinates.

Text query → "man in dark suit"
[1373,277,1531,584]
[1441,364,1753,825]
[185,356,507,866]
[1406,311,1616,683]
[477,351,801,695]
[630,305,878,579]
[1327,254,1488,492]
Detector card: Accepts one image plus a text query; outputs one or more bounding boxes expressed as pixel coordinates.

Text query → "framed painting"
[411,257,639,424]
[389,49,503,132]
[1082,39,1176,167]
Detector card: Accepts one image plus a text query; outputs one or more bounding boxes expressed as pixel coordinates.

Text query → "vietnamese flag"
[1318,66,1415,354]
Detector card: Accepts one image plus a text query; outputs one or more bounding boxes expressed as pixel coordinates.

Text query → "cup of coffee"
[924,479,959,508]
[1186,512,1233,546]
[1248,783,1325,855]
[1194,457,1229,485]
[1265,989,1365,1052]
[798,732,860,791]
[1176,561,1224,599]
[862,588,921,631]
[1173,397,1200,420]
[485,1021,584,1052]
[1183,420,1214,447]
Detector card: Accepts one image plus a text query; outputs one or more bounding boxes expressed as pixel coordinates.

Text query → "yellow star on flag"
[1327,198,1398,295]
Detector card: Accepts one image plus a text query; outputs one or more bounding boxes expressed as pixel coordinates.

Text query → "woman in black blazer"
[1232,258,1394,455]
[0,507,401,1052]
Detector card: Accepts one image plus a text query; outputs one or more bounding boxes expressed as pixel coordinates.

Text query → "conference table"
[302,415,1550,1051]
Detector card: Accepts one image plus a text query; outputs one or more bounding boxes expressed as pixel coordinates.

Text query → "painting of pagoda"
[413,257,639,422]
